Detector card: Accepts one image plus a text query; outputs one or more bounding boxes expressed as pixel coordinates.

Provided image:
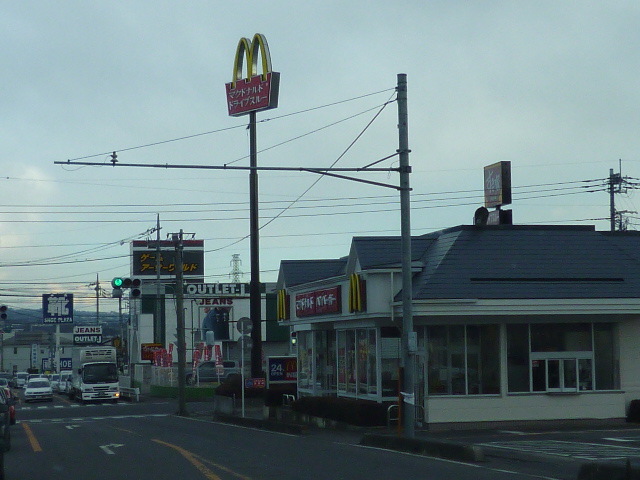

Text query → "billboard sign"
[185,283,249,296]
[141,343,164,361]
[131,240,204,279]
[43,293,73,324]
[484,161,512,208]
[295,286,341,318]
[73,326,102,345]
[225,34,280,117]
[267,356,297,385]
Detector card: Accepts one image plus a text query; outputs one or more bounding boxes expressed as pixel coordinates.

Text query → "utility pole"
[397,73,415,438]
[154,215,163,344]
[95,273,100,325]
[609,168,620,232]
[172,229,187,416]
[608,164,635,232]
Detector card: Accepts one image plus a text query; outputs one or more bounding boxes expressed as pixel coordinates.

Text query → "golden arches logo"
[348,274,366,313]
[225,33,280,117]
[277,289,289,321]
[232,34,272,86]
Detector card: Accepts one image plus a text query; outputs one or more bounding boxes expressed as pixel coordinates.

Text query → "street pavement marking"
[153,439,224,480]
[481,440,640,461]
[18,413,169,424]
[22,422,42,452]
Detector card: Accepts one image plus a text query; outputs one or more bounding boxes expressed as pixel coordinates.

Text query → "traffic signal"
[0,305,6,321]
[111,277,142,298]
[290,331,297,346]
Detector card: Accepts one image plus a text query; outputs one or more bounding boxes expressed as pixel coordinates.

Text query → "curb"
[577,460,640,480]
[360,433,485,462]
[212,413,309,435]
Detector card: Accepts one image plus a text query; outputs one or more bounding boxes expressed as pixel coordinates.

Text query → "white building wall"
[359,272,402,314]
[619,318,640,410]
[426,393,626,425]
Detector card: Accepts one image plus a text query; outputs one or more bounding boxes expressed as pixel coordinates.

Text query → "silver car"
[24,379,53,403]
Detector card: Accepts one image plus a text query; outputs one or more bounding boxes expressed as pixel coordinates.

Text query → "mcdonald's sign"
[276,289,290,322]
[348,274,367,313]
[225,33,280,117]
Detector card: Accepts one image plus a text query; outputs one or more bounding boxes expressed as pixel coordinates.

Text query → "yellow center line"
[22,422,42,452]
[152,439,222,480]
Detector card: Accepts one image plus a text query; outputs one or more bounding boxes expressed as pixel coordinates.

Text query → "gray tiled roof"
[351,236,435,269]
[279,259,347,287]
[413,225,640,299]
[279,225,640,300]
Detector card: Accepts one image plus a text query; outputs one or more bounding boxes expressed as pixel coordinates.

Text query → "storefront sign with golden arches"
[225,33,280,117]
[348,273,367,313]
[276,289,289,321]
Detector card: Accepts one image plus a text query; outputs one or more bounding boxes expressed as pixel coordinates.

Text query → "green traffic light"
[112,277,124,288]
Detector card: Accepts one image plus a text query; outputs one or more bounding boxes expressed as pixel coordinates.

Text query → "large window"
[336,328,379,398]
[507,323,618,393]
[299,331,336,393]
[427,324,500,396]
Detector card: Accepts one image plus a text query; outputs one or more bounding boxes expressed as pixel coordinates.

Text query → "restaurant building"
[276,224,640,428]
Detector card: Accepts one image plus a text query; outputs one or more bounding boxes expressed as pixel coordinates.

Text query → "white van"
[15,372,28,388]
[58,371,72,393]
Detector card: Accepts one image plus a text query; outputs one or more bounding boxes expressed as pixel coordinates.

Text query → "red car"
[3,388,15,425]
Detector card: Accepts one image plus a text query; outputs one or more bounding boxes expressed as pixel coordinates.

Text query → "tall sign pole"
[173,230,187,416]
[398,73,415,438]
[225,34,280,377]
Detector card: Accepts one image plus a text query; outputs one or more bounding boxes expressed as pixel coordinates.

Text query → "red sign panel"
[141,343,163,361]
[295,286,341,317]
[225,72,280,117]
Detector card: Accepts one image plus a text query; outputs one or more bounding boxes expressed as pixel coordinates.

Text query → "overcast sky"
[2,1,640,313]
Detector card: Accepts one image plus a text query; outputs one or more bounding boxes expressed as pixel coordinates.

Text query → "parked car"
[0,380,8,390]
[3,389,15,426]
[0,388,13,451]
[58,371,72,393]
[58,373,72,394]
[14,372,28,388]
[186,360,241,385]
[48,374,61,392]
[0,373,12,388]
[26,373,46,383]
[24,378,53,403]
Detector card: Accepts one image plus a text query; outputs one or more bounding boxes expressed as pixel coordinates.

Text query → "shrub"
[291,396,389,427]
[264,385,297,407]
[627,399,640,422]
[214,373,265,399]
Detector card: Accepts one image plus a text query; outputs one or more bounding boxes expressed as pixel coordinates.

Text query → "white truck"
[69,347,120,403]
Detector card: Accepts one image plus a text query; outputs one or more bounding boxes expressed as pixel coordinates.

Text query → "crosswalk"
[480,439,640,461]
[19,413,169,424]
[18,401,132,411]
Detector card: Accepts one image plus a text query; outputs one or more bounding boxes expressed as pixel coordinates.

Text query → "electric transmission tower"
[229,254,244,282]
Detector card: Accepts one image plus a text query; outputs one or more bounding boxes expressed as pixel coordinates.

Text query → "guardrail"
[119,387,140,402]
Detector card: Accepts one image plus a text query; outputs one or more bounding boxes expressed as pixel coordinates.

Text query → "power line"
[65,88,396,162]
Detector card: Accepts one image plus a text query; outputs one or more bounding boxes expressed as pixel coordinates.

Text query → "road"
[5,390,639,479]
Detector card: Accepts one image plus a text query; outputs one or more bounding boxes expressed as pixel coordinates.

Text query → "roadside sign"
[43,293,74,324]
[237,317,252,334]
[267,356,297,385]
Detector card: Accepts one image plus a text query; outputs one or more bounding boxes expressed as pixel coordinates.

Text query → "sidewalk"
[187,399,640,479]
